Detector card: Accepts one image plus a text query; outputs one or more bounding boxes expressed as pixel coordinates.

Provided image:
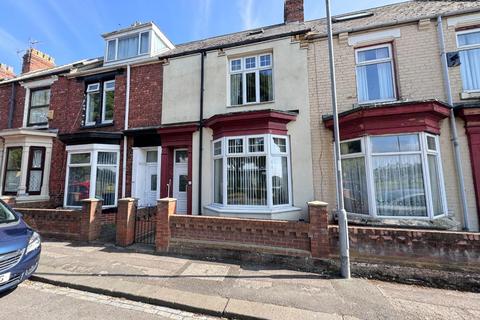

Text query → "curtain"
[428,155,443,216]
[271,156,289,205]
[230,74,242,105]
[95,152,117,206]
[357,62,394,102]
[460,48,480,91]
[118,36,138,60]
[227,156,267,205]
[214,159,223,204]
[342,157,369,214]
[373,154,427,217]
[260,69,273,102]
[246,72,256,103]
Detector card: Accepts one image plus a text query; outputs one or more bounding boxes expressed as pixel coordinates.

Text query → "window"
[229,53,273,106]
[26,147,45,195]
[28,88,50,126]
[355,44,396,103]
[340,133,447,219]
[106,31,150,62]
[3,147,22,195]
[457,29,480,92]
[85,80,115,126]
[212,134,291,208]
[65,145,119,207]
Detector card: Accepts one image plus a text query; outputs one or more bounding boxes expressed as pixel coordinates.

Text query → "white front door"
[132,148,160,207]
[173,149,188,214]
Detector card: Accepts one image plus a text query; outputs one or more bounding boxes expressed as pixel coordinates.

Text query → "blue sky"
[1,0,406,73]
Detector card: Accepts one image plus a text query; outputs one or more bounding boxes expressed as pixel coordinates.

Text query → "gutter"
[437,16,470,231]
[7,82,15,128]
[198,52,206,215]
[305,7,480,40]
[121,64,131,198]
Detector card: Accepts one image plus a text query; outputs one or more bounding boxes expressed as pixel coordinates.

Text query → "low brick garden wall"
[19,208,82,240]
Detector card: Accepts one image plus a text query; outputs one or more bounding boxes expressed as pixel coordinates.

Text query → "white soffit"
[348,28,401,46]
[447,13,480,27]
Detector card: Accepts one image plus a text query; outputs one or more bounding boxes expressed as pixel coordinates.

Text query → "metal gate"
[134,206,156,245]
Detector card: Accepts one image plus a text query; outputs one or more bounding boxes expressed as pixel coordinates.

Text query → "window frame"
[105,30,151,62]
[227,53,274,107]
[211,134,292,209]
[2,147,23,196]
[64,144,120,208]
[26,146,46,196]
[354,43,397,104]
[340,133,448,219]
[27,87,50,127]
[85,79,115,126]
[456,28,480,93]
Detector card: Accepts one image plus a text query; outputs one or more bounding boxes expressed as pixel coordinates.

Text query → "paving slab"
[32,241,480,320]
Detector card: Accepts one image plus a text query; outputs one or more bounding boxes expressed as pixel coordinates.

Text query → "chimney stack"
[284,0,304,23]
[22,48,55,74]
[0,64,15,80]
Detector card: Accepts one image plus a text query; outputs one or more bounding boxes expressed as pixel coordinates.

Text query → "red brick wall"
[128,63,163,128]
[169,215,311,254]
[0,83,26,129]
[329,225,480,267]
[19,207,82,240]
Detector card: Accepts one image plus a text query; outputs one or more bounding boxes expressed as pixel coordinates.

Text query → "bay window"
[340,133,447,219]
[229,53,273,106]
[355,44,396,103]
[457,29,480,92]
[212,134,291,209]
[3,147,23,195]
[65,144,119,208]
[85,80,115,126]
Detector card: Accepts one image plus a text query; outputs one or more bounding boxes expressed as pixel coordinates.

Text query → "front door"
[144,162,158,207]
[133,148,159,208]
[173,149,188,214]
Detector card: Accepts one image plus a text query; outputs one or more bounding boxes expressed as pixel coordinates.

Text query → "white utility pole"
[325,0,351,278]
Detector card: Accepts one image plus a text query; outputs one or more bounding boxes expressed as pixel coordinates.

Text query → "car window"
[0,201,18,224]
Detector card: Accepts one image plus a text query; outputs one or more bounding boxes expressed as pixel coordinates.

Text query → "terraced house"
[0,0,479,237]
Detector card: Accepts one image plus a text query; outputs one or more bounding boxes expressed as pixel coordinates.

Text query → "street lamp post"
[325,0,351,279]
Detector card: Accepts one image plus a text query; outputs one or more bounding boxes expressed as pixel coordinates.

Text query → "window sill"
[14,195,50,203]
[460,91,480,100]
[25,125,49,130]
[357,98,398,106]
[227,101,275,108]
[80,122,115,130]
[204,204,302,220]
[344,212,460,230]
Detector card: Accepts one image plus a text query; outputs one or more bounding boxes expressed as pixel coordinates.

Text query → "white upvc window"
[228,53,274,106]
[457,28,480,92]
[355,44,396,104]
[340,133,447,219]
[85,80,115,126]
[212,134,291,209]
[105,31,150,62]
[64,144,120,208]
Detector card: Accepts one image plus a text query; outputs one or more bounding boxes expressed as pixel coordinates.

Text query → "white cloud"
[193,0,213,39]
[0,28,24,54]
[238,0,260,30]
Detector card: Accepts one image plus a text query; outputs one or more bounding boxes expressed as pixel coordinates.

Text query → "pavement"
[0,281,220,320]
[31,241,480,320]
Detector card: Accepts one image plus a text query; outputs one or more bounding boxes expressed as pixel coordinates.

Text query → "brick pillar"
[116,198,137,247]
[156,198,176,252]
[80,198,102,242]
[308,201,330,258]
[1,196,16,207]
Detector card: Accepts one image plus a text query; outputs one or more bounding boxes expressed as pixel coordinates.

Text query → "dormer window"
[106,31,150,62]
[102,22,175,65]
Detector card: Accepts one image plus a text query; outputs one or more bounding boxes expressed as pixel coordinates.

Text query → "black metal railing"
[134,206,156,245]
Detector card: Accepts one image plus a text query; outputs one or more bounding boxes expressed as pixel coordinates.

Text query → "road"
[0,281,220,320]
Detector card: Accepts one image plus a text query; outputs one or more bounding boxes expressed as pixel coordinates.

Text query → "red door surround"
[158,124,198,215]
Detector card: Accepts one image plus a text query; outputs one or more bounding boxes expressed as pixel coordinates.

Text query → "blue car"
[0,200,41,293]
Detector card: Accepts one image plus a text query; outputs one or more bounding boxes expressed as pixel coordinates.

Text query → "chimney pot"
[284,0,304,23]
[22,48,55,74]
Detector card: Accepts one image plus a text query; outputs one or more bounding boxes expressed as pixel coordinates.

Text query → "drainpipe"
[198,51,205,215]
[122,64,131,199]
[8,82,15,129]
[437,16,470,231]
